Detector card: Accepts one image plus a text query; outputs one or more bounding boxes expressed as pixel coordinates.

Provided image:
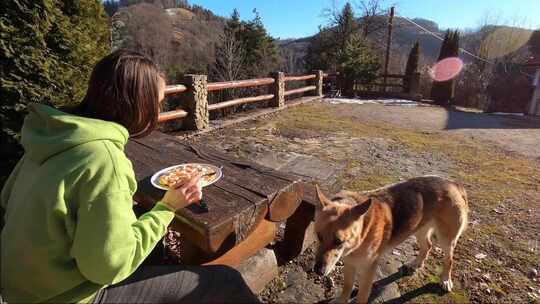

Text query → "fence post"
[180,74,209,130]
[312,70,324,97]
[270,71,285,108]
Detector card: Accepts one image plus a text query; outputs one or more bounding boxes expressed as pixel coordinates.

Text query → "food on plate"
[158,164,217,188]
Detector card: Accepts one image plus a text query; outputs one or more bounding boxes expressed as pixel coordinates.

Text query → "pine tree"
[0,0,110,186]
[335,2,357,49]
[404,40,420,93]
[232,9,281,78]
[431,30,460,105]
[338,33,380,96]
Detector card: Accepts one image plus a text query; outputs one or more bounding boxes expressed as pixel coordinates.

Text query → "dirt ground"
[189,99,540,303]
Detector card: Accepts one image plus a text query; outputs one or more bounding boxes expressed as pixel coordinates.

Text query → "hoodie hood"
[21,103,129,163]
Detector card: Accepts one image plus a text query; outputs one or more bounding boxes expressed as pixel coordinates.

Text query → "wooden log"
[266,181,303,222]
[207,78,275,91]
[164,84,188,96]
[203,219,277,267]
[157,109,189,123]
[207,94,274,111]
[284,85,317,97]
[284,74,316,82]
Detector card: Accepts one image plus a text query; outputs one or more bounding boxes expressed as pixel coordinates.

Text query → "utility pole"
[382,6,395,92]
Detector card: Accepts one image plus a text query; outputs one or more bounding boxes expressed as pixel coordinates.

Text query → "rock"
[528,292,539,300]
[276,279,326,303]
[492,208,503,214]
[237,248,278,294]
[392,249,401,256]
[479,282,491,294]
[530,268,538,278]
[475,253,487,260]
[286,266,308,287]
[482,273,491,281]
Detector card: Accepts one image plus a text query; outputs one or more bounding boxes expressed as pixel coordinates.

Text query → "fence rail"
[284,74,316,82]
[157,109,189,122]
[165,84,188,96]
[208,94,275,111]
[284,85,317,96]
[207,78,275,92]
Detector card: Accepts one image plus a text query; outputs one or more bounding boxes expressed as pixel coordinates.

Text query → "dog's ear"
[315,184,332,209]
[348,198,372,219]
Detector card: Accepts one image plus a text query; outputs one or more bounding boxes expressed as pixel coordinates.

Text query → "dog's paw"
[441,279,453,292]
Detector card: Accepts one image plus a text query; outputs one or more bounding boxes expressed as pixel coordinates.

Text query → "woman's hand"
[161,175,203,211]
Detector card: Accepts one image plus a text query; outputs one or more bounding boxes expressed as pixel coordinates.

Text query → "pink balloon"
[430,57,464,82]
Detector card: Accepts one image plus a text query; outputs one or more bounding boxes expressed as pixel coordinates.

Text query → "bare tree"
[355,0,387,38]
[123,3,174,67]
[280,48,304,75]
[212,31,246,82]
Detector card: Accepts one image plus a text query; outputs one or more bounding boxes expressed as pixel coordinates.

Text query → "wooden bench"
[125,131,311,266]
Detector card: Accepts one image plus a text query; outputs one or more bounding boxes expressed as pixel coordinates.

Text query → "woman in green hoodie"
[0,50,259,303]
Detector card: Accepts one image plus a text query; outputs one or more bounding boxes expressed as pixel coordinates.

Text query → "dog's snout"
[314,261,325,275]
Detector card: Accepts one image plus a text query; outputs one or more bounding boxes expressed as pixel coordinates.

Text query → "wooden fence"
[159,70,324,130]
[324,72,421,98]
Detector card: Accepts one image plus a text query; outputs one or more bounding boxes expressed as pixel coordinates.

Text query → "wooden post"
[180,74,209,130]
[382,7,395,93]
[270,72,285,108]
[312,70,324,97]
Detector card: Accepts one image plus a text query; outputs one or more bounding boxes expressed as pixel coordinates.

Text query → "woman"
[0,50,259,303]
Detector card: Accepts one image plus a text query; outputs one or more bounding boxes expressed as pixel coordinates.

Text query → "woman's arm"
[70,190,175,285]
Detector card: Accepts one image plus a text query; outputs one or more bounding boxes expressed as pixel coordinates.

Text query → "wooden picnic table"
[125,131,313,266]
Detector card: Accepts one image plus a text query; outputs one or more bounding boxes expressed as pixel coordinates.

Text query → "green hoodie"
[1,104,175,303]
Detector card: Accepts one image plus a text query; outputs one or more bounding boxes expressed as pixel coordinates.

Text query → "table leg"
[280,201,315,263]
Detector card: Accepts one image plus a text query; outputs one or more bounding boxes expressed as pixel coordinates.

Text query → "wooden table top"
[125,131,303,256]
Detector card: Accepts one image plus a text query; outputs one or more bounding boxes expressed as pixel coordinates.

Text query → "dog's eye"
[333,238,344,247]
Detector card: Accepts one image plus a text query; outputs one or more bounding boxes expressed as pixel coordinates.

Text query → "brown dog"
[313,176,468,304]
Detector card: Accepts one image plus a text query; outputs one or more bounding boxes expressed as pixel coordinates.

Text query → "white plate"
[150,163,223,191]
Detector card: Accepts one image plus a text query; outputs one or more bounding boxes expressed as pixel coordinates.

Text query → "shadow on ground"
[445,108,540,130]
[316,266,446,304]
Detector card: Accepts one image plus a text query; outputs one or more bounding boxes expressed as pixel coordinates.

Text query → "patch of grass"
[477,224,500,236]
[276,104,539,206]
[345,174,398,191]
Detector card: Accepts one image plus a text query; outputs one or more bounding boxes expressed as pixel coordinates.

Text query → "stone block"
[237,248,279,294]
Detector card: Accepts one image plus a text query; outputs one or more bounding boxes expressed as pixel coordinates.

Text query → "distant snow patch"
[326,98,418,106]
[490,112,525,116]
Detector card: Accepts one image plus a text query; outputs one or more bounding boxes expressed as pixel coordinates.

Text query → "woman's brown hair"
[77,50,163,138]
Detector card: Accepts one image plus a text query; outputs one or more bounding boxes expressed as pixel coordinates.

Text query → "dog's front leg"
[331,258,357,304]
[354,262,377,304]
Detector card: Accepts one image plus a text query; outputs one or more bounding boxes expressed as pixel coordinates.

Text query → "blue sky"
[188,0,540,39]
